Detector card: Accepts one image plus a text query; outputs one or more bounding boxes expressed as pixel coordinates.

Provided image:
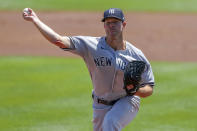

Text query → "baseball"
[23,8,30,15]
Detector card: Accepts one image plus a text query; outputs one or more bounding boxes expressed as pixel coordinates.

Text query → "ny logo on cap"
[109,9,115,14]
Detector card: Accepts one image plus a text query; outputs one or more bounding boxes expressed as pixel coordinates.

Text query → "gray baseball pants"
[92,96,140,131]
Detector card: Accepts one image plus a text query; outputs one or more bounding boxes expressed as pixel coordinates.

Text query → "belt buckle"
[98,98,114,105]
[97,99,105,104]
[93,94,119,105]
[97,98,101,103]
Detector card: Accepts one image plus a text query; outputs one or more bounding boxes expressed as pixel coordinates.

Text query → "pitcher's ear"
[123,21,126,27]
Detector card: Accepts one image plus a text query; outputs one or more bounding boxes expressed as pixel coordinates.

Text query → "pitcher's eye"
[106,21,119,25]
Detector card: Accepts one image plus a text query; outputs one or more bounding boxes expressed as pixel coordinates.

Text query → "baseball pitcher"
[23,8,155,131]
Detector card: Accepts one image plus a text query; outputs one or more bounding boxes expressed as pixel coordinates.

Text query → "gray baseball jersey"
[62,36,155,101]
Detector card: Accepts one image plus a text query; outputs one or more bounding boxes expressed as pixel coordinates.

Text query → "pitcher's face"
[104,18,126,37]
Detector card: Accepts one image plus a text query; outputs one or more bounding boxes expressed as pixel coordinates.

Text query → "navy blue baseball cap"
[102,8,125,22]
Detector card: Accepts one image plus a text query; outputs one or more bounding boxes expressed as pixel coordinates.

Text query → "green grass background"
[0,57,197,131]
[0,0,197,12]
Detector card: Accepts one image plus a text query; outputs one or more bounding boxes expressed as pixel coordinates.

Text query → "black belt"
[92,94,119,106]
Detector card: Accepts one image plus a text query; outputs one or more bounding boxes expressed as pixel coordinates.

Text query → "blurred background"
[0,0,197,131]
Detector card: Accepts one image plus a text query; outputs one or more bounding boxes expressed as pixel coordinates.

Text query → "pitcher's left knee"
[102,115,121,131]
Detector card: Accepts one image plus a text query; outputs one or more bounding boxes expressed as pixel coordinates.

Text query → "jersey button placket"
[111,52,118,92]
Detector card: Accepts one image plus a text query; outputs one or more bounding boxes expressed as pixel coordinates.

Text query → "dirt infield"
[0,11,197,61]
